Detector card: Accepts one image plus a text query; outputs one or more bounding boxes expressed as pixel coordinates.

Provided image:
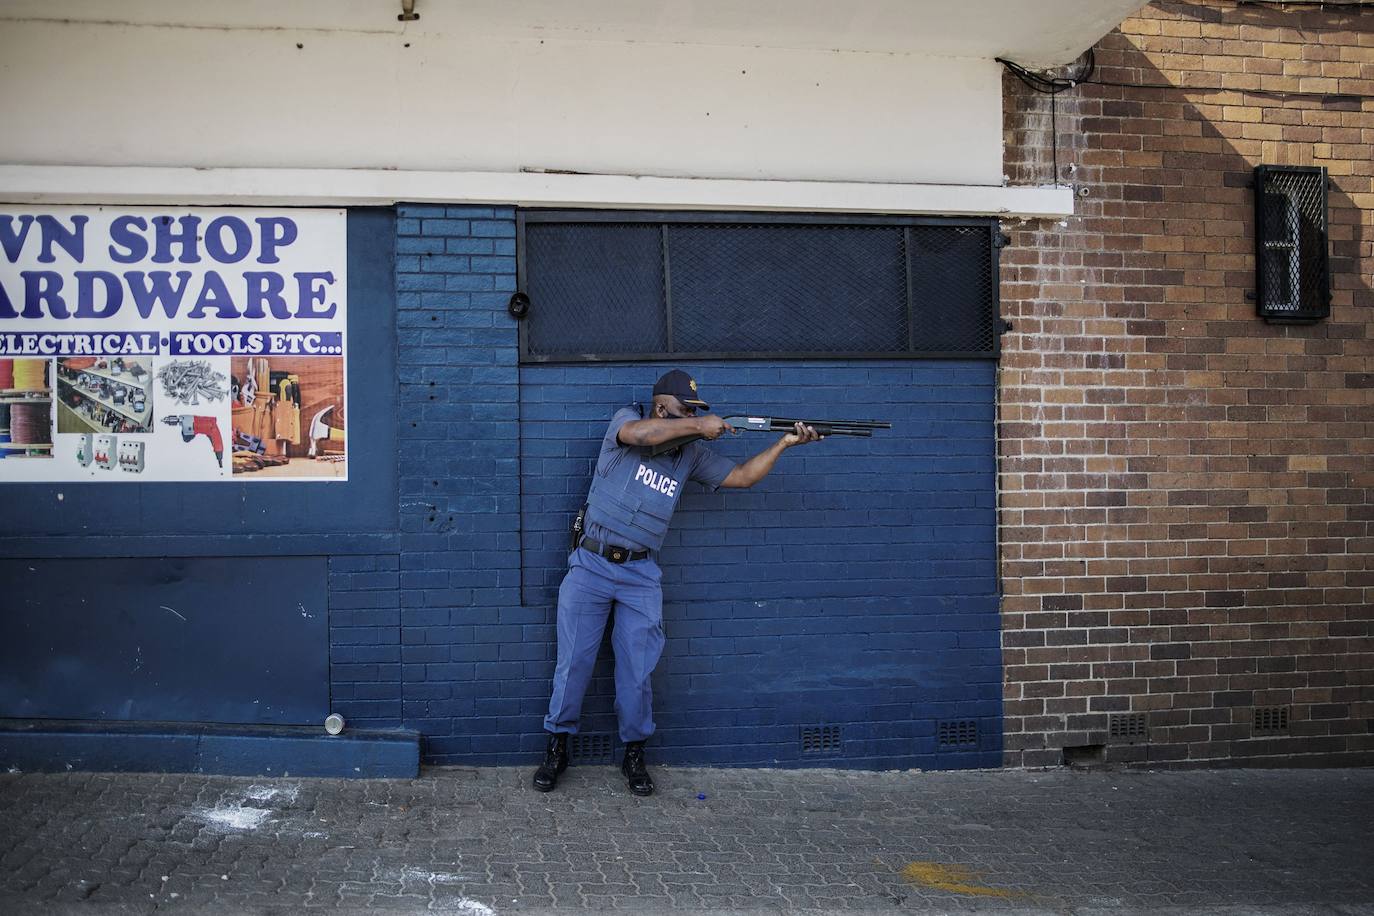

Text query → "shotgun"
[648,416,891,457]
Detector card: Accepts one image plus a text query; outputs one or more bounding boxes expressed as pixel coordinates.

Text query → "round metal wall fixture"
[508,292,530,320]
[324,713,346,736]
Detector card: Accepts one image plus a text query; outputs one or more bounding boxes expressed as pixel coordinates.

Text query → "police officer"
[533,370,822,796]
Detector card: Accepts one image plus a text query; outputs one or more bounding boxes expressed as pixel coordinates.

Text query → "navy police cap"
[652,369,709,411]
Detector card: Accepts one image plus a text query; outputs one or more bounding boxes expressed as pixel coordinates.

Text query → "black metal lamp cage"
[1254,165,1330,323]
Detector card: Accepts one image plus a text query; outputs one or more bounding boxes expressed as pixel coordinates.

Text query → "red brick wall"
[999,0,1373,767]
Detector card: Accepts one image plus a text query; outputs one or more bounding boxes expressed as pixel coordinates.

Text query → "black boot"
[531,732,568,792]
[621,741,654,797]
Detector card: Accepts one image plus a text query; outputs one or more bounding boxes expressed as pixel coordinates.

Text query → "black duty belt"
[579,536,650,564]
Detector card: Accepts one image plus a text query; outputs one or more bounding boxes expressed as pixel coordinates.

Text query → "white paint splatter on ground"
[449,900,495,916]
[244,783,299,804]
[398,867,476,884]
[195,805,271,831]
[188,782,299,832]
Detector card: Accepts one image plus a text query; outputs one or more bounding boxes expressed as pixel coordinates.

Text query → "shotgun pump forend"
[648,415,891,457]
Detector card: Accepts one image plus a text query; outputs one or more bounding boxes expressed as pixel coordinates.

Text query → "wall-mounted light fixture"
[399,0,419,22]
[1253,165,1330,323]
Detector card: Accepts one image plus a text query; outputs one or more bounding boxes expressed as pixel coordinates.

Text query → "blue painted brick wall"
[392,204,520,761]
[520,362,1002,769]
[365,206,1002,769]
[328,553,403,727]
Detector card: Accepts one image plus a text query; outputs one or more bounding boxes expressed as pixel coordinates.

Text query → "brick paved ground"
[1,766,1371,915]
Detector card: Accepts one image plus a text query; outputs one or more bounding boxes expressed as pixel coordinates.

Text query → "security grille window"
[516,211,1002,361]
[1254,165,1330,322]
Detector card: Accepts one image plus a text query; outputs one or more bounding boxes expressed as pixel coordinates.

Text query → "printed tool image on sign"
[0,207,349,483]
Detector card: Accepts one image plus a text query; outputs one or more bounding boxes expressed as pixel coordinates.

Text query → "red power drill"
[161,415,224,467]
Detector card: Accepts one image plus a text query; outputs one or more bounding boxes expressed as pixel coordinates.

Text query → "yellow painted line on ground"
[900,861,1026,898]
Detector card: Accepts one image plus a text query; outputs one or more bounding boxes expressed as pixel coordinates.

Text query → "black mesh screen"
[1255,166,1329,322]
[668,224,909,354]
[909,226,997,353]
[523,223,667,356]
[519,213,999,361]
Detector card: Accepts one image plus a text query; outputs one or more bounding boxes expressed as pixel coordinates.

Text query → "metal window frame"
[1253,165,1331,323]
[515,209,1003,363]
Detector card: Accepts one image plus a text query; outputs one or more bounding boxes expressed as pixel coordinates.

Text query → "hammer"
[308,405,345,457]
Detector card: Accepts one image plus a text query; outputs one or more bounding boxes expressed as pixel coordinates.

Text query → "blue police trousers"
[543,548,664,743]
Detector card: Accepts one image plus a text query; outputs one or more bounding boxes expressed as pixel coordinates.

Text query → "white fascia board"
[0,166,1074,219]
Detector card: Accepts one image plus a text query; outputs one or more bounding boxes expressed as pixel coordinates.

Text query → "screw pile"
[157,360,228,406]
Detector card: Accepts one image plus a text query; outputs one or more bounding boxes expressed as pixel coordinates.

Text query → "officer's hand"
[782,422,823,448]
[696,415,735,440]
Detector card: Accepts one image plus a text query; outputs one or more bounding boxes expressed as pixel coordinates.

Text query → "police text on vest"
[634,463,678,498]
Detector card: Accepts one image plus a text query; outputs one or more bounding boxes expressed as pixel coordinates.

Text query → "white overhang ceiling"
[1,0,1148,68]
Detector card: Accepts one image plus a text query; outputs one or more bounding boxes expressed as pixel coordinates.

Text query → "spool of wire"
[0,359,13,390]
[10,403,52,445]
[13,359,48,391]
[0,402,10,459]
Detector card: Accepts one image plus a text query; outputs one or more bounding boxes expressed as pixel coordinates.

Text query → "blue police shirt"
[583,407,737,553]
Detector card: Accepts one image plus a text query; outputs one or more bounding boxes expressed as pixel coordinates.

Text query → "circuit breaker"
[75,432,94,467]
[94,434,117,470]
[117,440,146,473]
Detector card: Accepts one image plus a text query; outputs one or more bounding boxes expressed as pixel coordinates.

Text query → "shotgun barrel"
[648,415,891,456]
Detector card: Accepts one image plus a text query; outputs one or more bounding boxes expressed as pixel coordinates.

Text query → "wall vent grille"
[1253,707,1290,734]
[1108,713,1148,742]
[569,733,613,763]
[800,725,843,755]
[937,719,979,749]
